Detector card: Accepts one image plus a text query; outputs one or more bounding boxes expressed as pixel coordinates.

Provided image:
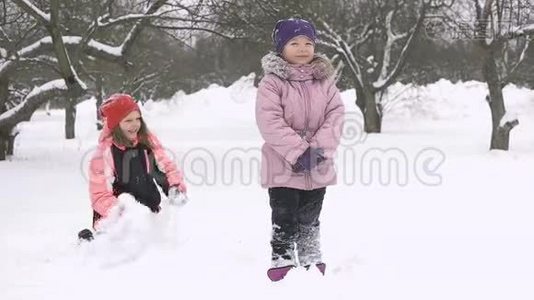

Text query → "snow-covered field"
[2,76,534,300]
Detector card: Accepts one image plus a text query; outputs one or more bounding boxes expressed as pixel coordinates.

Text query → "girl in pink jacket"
[79,94,187,241]
[256,18,345,281]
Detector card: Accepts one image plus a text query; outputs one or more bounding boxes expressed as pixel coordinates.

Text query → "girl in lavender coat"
[255,18,345,281]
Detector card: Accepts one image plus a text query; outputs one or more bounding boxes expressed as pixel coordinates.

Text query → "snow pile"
[80,194,158,268]
[150,73,257,129]
[379,79,533,123]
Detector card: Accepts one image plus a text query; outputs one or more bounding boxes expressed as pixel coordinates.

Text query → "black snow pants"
[268,187,326,267]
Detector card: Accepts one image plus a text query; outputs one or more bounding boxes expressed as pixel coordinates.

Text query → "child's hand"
[168,186,188,207]
[292,147,326,173]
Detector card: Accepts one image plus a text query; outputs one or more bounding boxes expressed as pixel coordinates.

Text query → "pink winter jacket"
[88,126,186,218]
[256,53,345,190]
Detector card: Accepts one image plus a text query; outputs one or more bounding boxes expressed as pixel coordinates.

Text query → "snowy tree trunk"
[356,83,381,133]
[483,47,517,150]
[96,76,104,130]
[0,78,7,114]
[7,131,18,156]
[0,132,6,161]
[0,78,9,160]
[0,127,16,159]
[474,0,521,151]
[65,97,76,139]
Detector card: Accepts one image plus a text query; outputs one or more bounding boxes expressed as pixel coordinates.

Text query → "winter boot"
[315,262,326,275]
[305,262,326,275]
[267,265,295,282]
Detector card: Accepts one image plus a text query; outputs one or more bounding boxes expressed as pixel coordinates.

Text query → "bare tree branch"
[11,0,50,25]
[374,4,427,90]
[97,8,180,28]
[19,55,59,72]
[47,0,85,94]
[354,23,374,46]
[0,36,126,79]
[512,23,534,37]
[121,0,167,57]
[474,0,482,19]
[317,18,364,85]
[501,37,532,86]
[0,79,67,128]
[151,24,235,39]
[0,27,11,44]
[1,0,6,26]
[377,9,409,84]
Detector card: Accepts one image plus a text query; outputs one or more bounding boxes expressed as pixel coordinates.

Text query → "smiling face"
[118,110,141,141]
[281,35,315,65]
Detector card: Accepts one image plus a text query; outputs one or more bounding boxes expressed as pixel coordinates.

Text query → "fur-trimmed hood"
[255,52,345,190]
[261,52,334,81]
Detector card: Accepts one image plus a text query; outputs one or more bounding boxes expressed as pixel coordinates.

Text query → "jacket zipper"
[302,81,312,190]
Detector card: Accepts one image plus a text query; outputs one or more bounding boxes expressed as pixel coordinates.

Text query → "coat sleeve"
[149,133,187,193]
[255,76,309,165]
[310,79,345,159]
[89,145,117,218]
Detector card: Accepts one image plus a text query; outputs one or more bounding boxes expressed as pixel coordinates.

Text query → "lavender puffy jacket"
[255,53,345,190]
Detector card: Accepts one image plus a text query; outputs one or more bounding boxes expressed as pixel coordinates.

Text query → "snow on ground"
[1,76,534,300]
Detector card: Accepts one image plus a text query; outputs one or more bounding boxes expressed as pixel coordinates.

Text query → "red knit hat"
[100,94,140,130]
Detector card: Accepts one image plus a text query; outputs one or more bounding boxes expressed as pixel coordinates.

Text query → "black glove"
[150,205,161,213]
[292,147,326,173]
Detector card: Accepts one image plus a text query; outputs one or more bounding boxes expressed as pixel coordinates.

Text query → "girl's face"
[118,110,141,141]
[282,35,315,65]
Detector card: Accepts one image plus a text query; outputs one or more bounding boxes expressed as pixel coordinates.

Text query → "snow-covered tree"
[472,0,533,150]
[444,0,534,150]
[404,0,533,150]
[0,0,168,159]
[315,0,447,133]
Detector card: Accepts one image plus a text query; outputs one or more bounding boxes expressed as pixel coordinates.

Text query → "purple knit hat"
[271,18,317,53]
